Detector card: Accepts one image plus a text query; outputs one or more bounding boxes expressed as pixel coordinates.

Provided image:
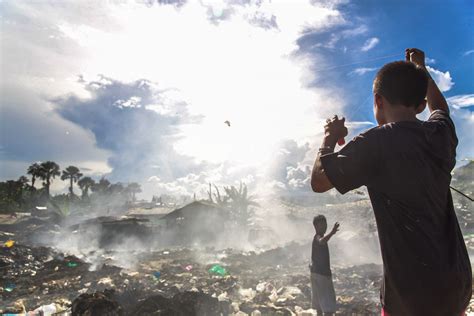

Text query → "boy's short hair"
[313,215,326,228]
[373,61,428,108]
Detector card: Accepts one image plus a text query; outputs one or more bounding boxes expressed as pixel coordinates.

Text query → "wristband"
[318,146,333,154]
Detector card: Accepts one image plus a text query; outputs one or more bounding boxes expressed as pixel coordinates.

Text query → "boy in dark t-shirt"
[310,48,472,315]
[310,215,339,315]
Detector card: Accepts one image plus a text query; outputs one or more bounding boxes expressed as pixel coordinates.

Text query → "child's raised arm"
[318,222,340,244]
[405,48,449,114]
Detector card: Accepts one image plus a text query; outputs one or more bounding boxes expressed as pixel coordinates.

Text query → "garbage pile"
[1,193,472,315]
[1,239,387,315]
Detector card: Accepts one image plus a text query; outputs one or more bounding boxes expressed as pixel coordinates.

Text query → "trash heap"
[1,187,472,315]
[1,240,388,315]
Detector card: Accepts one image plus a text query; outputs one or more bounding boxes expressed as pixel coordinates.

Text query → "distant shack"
[70,216,152,248]
[162,201,229,244]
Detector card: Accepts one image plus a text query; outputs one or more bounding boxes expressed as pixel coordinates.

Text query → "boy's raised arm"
[310,116,347,193]
[317,222,340,244]
[406,48,449,114]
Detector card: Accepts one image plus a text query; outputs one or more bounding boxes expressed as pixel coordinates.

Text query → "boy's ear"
[415,99,427,114]
[374,93,383,109]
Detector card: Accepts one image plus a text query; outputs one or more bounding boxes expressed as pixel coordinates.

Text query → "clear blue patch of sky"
[298,0,474,122]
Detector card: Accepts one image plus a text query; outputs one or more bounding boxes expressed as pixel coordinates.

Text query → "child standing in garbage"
[310,215,339,315]
[311,48,472,315]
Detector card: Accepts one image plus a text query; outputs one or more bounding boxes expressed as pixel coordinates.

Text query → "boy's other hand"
[405,48,426,69]
[324,115,348,146]
[331,222,340,235]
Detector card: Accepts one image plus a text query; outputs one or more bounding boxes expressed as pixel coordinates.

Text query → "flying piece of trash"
[224,120,231,127]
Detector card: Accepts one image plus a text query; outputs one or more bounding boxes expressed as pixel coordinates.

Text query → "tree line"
[0,161,141,214]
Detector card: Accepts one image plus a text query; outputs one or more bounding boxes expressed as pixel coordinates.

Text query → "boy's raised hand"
[406,48,449,113]
[405,48,426,69]
[331,222,340,235]
[324,115,348,146]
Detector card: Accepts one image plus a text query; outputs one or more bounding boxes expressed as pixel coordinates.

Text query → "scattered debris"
[1,242,386,315]
[0,184,472,315]
[209,264,227,276]
[4,239,15,248]
[72,290,124,316]
[4,282,16,292]
[128,291,222,315]
[67,262,79,268]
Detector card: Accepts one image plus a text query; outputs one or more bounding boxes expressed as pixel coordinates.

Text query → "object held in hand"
[325,115,348,146]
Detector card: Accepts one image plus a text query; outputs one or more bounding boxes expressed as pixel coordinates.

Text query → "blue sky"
[300,0,474,121]
[0,0,473,198]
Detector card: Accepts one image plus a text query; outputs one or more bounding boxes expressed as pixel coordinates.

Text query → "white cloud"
[0,81,111,181]
[309,24,368,50]
[349,67,377,76]
[426,66,454,92]
[463,49,474,56]
[447,94,474,109]
[286,165,311,189]
[345,121,375,127]
[145,161,257,198]
[7,0,470,201]
[8,1,468,199]
[341,25,368,37]
[48,1,346,169]
[361,37,379,52]
[425,57,436,64]
[0,0,356,197]
[114,96,142,109]
[450,107,474,162]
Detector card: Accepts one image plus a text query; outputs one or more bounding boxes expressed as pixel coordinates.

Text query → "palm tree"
[91,177,111,196]
[61,166,83,196]
[17,176,29,187]
[126,182,141,201]
[224,182,259,222]
[27,162,42,189]
[5,180,21,201]
[78,177,95,199]
[207,183,229,206]
[108,182,124,195]
[38,161,60,198]
[16,176,30,206]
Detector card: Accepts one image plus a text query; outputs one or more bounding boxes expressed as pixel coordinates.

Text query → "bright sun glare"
[59,1,344,167]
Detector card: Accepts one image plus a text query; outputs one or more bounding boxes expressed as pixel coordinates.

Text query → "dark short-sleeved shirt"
[320,110,472,315]
[311,234,331,276]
